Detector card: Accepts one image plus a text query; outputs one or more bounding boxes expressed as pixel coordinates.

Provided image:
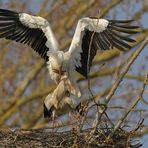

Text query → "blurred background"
[0,0,147,146]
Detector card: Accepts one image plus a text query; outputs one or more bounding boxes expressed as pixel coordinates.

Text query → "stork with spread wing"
[0,9,139,116]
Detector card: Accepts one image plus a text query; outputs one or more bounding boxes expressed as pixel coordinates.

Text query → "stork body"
[47,51,81,97]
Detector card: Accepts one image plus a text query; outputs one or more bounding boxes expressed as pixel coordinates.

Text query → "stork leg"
[52,111,55,132]
[68,111,72,129]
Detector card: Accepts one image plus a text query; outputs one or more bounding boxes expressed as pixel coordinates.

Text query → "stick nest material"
[0,126,141,148]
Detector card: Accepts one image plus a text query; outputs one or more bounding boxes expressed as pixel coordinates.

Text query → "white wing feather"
[68,17,109,67]
[19,13,59,51]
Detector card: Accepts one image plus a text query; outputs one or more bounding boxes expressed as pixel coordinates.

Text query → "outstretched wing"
[68,17,139,77]
[0,9,59,60]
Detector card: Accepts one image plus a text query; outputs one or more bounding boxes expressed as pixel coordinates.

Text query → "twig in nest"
[134,118,144,132]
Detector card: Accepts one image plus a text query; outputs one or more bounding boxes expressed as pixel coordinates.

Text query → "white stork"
[0,9,139,117]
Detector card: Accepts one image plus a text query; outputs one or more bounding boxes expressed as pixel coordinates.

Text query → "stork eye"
[65,90,70,97]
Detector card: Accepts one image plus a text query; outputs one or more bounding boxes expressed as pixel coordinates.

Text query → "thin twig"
[81,11,101,133]
[97,37,148,122]
[105,37,148,104]
[108,70,148,138]
[87,12,107,136]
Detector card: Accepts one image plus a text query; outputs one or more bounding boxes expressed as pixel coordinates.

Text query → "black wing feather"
[105,29,132,49]
[76,30,97,76]
[109,19,134,23]
[103,30,126,51]
[110,25,138,34]
[111,31,136,42]
[113,24,139,29]
[76,19,139,77]
[0,9,49,60]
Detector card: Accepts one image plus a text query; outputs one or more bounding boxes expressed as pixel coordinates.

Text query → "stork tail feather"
[43,103,52,118]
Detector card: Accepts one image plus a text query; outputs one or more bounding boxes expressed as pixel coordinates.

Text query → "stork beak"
[43,103,52,118]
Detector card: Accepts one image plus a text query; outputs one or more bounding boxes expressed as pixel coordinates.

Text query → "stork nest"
[0,126,142,148]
